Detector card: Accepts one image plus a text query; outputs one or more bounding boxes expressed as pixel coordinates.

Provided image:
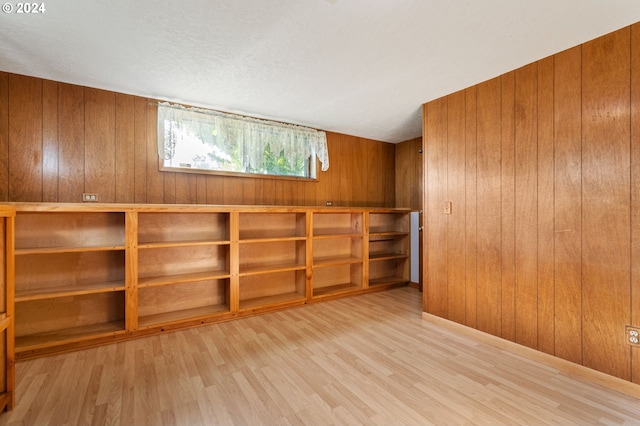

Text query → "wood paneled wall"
[395,137,423,210]
[424,23,640,383]
[0,72,396,207]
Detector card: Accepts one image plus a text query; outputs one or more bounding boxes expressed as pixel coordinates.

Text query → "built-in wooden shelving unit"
[6,203,410,360]
[0,205,15,411]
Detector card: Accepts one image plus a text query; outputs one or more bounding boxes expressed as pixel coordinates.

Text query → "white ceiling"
[1,1,640,143]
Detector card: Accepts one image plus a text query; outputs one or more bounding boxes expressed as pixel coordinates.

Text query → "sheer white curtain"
[157,103,329,172]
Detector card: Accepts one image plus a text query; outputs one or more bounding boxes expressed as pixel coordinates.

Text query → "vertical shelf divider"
[125,210,138,332]
[363,212,370,289]
[306,211,313,302]
[229,211,240,313]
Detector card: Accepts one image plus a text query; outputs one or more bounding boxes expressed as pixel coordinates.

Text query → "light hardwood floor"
[1,287,640,425]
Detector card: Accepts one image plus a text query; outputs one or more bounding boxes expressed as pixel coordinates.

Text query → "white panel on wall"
[411,211,419,283]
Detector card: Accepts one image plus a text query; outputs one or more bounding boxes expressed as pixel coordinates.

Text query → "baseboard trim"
[421,312,640,400]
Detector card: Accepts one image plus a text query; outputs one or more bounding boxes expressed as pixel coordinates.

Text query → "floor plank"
[1,287,639,425]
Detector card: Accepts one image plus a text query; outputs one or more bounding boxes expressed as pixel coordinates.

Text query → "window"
[157,103,329,179]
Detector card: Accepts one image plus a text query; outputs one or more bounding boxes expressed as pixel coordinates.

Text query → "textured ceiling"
[1,1,640,142]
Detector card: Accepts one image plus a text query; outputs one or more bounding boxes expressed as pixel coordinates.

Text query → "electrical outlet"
[626,326,640,346]
[325,201,333,206]
[82,193,99,202]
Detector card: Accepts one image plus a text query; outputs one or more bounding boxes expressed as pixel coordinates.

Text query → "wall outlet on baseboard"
[325,201,333,206]
[626,326,640,346]
[82,193,99,202]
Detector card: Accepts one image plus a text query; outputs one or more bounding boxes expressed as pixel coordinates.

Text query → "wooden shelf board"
[15,245,125,255]
[313,233,362,239]
[0,315,10,333]
[239,262,306,276]
[0,205,15,216]
[313,283,361,297]
[239,292,306,310]
[369,253,409,261]
[138,305,229,328]
[369,231,409,238]
[0,393,12,413]
[239,236,306,243]
[16,282,126,302]
[138,271,231,288]
[369,276,410,286]
[138,240,230,249]
[313,256,362,267]
[16,321,125,351]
